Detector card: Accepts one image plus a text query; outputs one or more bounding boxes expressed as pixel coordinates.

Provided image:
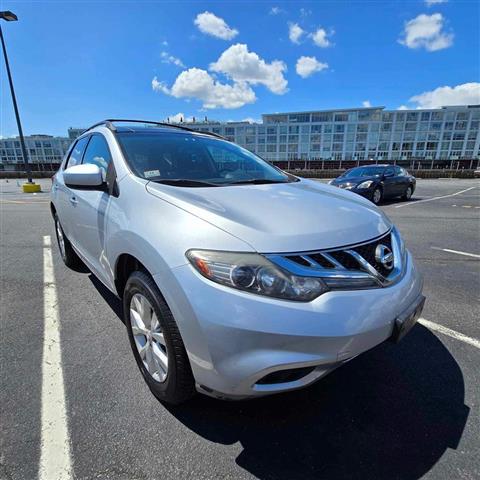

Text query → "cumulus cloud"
[210,43,288,94]
[288,22,305,44]
[153,68,256,109]
[399,13,453,51]
[160,51,185,68]
[310,27,333,47]
[398,105,409,110]
[362,100,372,108]
[296,56,328,78]
[194,11,238,40]
[425,0,448,6]
[408,82,480,108]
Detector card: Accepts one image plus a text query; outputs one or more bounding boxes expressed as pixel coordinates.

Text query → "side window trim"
[80,133,111,166]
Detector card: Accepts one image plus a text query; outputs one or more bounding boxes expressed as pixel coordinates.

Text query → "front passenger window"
[82,135,112,179]
[65,136,89,168]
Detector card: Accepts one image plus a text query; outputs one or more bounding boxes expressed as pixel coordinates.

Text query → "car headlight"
[357,180,374,189]
[186,250,328,301]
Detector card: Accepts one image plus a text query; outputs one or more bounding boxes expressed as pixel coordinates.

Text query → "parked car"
[51,120,425,404]
[329,165,416,204]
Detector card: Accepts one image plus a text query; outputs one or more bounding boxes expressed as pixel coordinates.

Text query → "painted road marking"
[395,186,478,208]
[40,236,72,480]
[418,318,480,350]
[432,247,480,259]
[0,199,49,204]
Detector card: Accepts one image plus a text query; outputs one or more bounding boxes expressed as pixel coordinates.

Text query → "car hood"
[146,178,391,253]
[332,175,380,186]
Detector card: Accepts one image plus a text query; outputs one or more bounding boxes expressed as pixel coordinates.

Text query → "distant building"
[1,105,479,170]
[181,105,480,166]
[68,127,85,140]
[0,134,71,170]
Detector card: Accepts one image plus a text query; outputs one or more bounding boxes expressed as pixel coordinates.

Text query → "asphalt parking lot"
[1,177,479,480]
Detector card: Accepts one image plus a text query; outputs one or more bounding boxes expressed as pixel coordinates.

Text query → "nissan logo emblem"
[375,244,394,270]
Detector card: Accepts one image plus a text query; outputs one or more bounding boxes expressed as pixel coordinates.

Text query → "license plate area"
[391,295,426,343]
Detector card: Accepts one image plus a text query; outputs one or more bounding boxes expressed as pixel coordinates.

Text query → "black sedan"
[329,165,416,204]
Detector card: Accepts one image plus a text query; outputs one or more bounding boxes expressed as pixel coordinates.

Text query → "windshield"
[116,132,294,186]
[342,166,385,178]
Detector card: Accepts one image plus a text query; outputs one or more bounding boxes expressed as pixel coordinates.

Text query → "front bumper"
[156,251,424,400]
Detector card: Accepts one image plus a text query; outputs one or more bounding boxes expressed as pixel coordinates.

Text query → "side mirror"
[64,164,104,189]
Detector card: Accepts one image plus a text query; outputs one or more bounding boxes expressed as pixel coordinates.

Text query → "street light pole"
[0,11,33,183]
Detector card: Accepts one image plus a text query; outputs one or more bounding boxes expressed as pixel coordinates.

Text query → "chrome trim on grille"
[266,228,405,289]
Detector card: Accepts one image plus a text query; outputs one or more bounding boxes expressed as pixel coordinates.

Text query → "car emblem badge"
[375,244,394,270]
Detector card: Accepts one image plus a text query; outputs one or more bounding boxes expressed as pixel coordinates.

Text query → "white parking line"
[40,236,72,480]
[418,318,480,349]
[395,186,478,208]
[432,247,480,259]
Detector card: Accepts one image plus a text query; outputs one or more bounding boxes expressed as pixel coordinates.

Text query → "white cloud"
[425,0,448,6]
[300,8,312,17]
[194,11,238,40]
[160,51,185,68]
[296,56,328,78]
[210,43,288,94]
[153,68,256,109]
[310,27,333,48]
[288,22,305,44]
[241,117,260,123]
[399,13,453,51]
[269,6,284,15]
[161,40,168,46]
[398,105,409,110]
[167,113,188,123]
[152,77,170,94]
[362,100,372,108]
[408,82,480,108]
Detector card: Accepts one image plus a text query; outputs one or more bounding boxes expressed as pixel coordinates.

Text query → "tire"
[372,187,383,205]
[402,185,413,201]
[54,213,83,269]
[123,271,195,405]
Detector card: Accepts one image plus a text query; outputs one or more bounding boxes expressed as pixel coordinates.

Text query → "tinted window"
[385,166,395,176]
[82,134,112,178]
[116,132,291,186]
[394,166,403,176]
[66,136,89,168]
[343,166,385,178]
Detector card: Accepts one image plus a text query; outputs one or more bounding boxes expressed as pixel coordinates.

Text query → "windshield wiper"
[151,179,220,187]
[225,178,290,185]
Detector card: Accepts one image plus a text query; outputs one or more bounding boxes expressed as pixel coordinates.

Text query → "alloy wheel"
[373,188,382,204]
[129,293,168,382]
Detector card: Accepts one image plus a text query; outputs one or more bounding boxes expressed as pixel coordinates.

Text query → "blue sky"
[0,0,479,137]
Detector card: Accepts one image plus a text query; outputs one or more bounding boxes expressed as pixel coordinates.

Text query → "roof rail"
[81,119,226,139]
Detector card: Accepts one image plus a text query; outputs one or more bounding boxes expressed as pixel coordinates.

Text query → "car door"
[395,166,411,195]
[55,136,90,238]
[382,166,397,198]
[69,133,114,283]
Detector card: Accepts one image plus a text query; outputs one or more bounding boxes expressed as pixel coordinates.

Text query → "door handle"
[69,196,78,206]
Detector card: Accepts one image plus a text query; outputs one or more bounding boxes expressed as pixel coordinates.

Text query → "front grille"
[352,234,392,277]
[276,230,398,287]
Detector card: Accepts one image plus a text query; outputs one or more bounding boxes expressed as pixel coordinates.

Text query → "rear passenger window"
[82,134,112,178]
[65,136,89,168]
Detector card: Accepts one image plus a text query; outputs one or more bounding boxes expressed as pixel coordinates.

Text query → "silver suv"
[51,119,425,404]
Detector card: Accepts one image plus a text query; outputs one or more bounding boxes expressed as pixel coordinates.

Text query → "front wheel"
[402,185,413,200]
[123,271,195,405]
[372,187,383,205]
[54,213,82,269]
